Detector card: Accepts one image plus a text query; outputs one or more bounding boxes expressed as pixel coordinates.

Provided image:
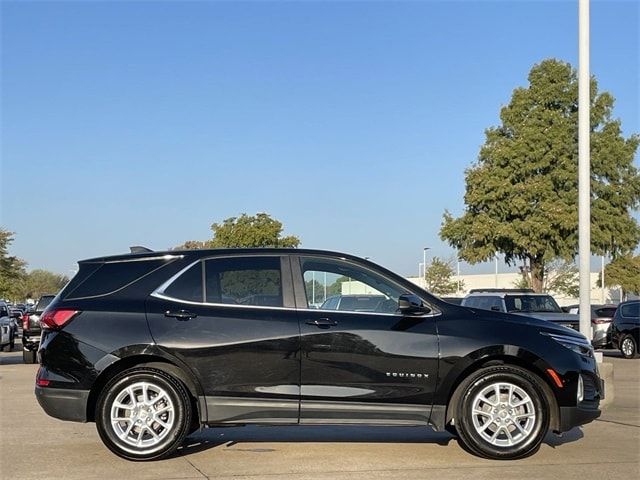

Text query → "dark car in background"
[36,248,602,461]
[22,294,55,363]
[610,300,640,359]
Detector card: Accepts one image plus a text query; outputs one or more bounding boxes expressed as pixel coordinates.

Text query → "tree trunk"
[529,256,545,293]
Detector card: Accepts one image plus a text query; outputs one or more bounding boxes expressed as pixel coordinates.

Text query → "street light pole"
[601,256,605,303]
[494,255,499,288]
[578,0,591,338]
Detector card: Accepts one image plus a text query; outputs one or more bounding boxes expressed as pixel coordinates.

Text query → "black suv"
[36,249,602,461]
[610,300,640,359]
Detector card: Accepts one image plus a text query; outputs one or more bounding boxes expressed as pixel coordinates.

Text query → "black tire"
[620,335,639,359]
[96,367,192,461]
[454,365,549,460]
[22,349,37,364]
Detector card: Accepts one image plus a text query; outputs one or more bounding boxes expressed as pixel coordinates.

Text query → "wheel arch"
[440,350,561,432]
[86,353,205,426]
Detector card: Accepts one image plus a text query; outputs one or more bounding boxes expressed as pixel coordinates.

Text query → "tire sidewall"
[96,369,190,461]
[456,366,549,460]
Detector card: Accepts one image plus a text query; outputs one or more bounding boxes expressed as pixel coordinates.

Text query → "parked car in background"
[0,301,19,350]
[22,294,55,363]
[0,301,15,351]
[320,294,391,312]
[36,248,602,461]
[461,289,580,331]
[563,304,618,349]
[610,300,640,359]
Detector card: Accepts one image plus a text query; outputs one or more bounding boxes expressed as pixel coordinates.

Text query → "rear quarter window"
[65,259,170,299]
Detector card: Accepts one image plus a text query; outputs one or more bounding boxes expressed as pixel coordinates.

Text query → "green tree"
[603,255,640,298]
[209,213,300,248]
[440,59,640,292]
[424,257,460,296]
[20,269,69,299]
[0,229,27,300]
[175,213,301,249]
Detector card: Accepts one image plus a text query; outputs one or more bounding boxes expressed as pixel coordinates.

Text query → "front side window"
[300,256,405,314]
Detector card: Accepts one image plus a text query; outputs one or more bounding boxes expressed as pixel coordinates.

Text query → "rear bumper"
[35,386,89,423]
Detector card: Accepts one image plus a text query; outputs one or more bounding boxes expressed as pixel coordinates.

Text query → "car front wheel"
[96,368,192,461]
[620,335,639,359]
[454,365,549,460]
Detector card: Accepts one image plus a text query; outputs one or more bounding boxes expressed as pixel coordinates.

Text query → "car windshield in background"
[35,296,55,313]
[504,295,562,313]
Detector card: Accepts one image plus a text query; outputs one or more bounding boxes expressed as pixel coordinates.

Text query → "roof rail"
[129,246,154,254]
[468,288,535,293]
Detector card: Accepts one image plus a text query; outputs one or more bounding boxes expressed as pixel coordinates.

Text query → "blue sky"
[1,0,638,277]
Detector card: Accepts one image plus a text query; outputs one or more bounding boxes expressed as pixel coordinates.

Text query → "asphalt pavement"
[1,341,638,480]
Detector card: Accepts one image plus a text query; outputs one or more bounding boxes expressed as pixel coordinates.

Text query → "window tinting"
[504,295,562,313]
[204,257,282,307]
[620,303,639,319]
[164,262,203,302]
[594,307,617,318]
[35,295,55,313]
[67,259,169,299]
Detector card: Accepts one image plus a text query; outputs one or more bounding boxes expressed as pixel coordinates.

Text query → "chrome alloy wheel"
[110,381,175,451]
[471,382,536,447]
[622,337,635,357]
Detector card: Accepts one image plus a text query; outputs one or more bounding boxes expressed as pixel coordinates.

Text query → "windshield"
[504,295,562,313]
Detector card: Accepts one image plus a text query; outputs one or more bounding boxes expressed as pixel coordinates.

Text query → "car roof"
[79,248,368,264]
[464,290,551,298]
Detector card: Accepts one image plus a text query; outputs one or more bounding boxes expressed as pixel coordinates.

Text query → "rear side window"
[66,259,168,299]
[620,303,639,319]
[205,257,282,307]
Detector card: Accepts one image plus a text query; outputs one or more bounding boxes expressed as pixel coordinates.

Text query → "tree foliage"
[424,257,461,296]
[603,255,640,296]
[0,229,27,299]
[175,213,301,250]
[440,59,640,293]
[19,269,69,299]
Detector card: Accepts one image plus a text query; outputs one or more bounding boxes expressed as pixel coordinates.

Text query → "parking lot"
[1,342,638,480]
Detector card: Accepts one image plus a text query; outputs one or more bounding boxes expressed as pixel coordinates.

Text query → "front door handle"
[305,318,338,328]
[165,310,197,321]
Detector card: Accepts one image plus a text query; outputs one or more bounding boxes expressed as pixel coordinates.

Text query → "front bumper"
[35,386,89,423]
[559,405,601,432]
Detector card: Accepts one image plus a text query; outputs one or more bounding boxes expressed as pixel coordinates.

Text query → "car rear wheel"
[22,349,37,364]
[96,368,192,461]
[454,365,549,460]
[620,335,639,359]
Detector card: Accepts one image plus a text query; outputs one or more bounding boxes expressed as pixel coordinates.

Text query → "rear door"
[292,255,439,425]
[147,254,301,424]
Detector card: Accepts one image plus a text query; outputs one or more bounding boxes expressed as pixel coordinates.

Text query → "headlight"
[542,332,594,357]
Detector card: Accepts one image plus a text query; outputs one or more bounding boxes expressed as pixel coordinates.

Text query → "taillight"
[591,318,613,325]
[36,367,49,387]
[22,314,29,330]
[39,309,79,330]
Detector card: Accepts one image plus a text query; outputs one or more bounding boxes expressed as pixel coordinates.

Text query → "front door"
[293,255,439,424]
[147,255,300,424]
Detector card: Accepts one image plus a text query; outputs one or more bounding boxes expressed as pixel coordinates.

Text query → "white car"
[0,301,16,351]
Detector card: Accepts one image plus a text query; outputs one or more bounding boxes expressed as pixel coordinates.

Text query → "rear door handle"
[165,310,197,321]
[305,318,338,328]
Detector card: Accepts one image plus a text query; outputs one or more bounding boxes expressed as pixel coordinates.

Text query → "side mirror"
[398,294,430,315]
